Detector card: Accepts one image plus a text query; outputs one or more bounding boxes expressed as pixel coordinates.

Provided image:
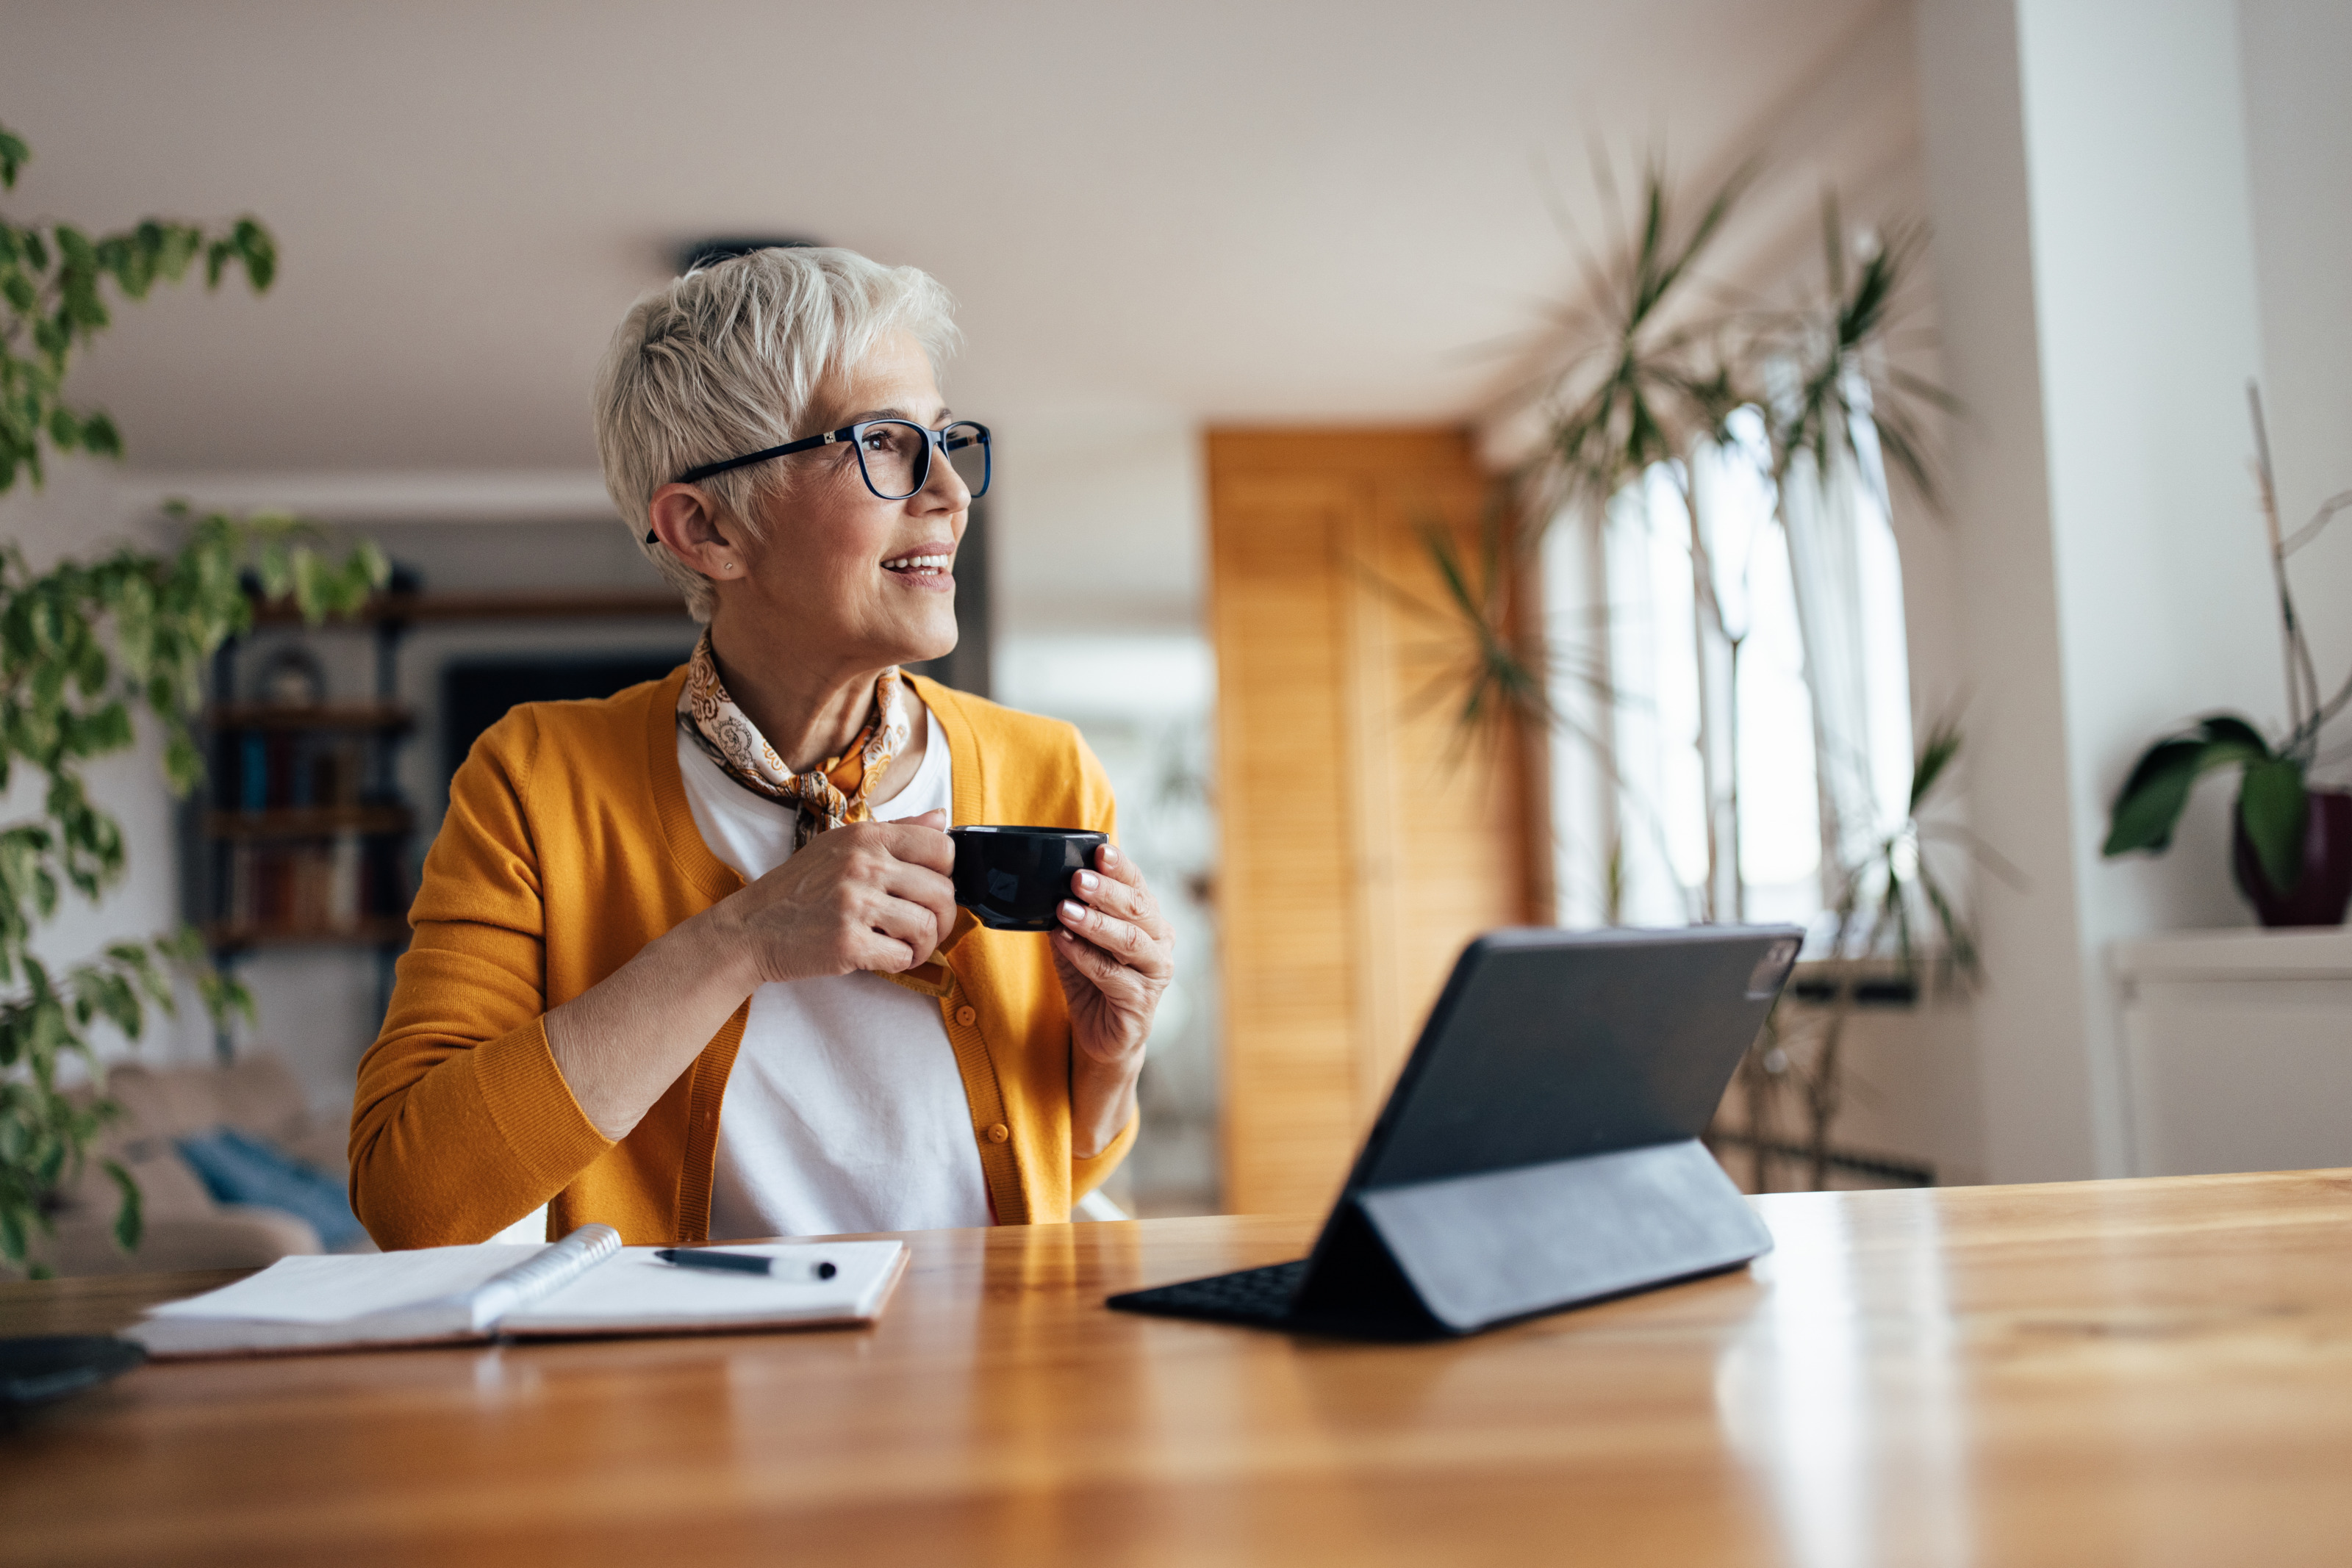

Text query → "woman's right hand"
[710,808,958,984]
[545,809,955,1140]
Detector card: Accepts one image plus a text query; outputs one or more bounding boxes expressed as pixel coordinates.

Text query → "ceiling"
[0,0,1909,477]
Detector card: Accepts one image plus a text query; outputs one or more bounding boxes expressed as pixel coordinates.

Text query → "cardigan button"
[986,1123,1011,1143]
[956,1004,978,1027]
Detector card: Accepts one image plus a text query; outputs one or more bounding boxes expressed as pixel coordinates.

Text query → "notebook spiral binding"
[465,1223,623,1330]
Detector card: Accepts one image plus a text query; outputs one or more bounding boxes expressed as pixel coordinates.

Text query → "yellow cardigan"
[349,667,1135,1248]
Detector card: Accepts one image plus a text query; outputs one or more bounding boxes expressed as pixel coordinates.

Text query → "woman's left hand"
[1052,844,1175,1073]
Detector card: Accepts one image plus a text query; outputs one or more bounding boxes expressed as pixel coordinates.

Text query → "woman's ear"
[647,484,742,583]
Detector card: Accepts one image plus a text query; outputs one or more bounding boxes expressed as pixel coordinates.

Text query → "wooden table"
[6,1170,2352,1566]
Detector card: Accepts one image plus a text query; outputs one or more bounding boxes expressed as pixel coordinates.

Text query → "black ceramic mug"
[948,826,1108,932]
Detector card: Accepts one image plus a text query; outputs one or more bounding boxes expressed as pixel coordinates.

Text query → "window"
[1543,406,1912,945]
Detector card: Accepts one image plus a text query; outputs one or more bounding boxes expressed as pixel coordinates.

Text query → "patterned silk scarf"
[677,632,914,850]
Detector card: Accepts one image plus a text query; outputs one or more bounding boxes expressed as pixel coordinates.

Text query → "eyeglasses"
[645,420,992,544]
[675,418,989,500]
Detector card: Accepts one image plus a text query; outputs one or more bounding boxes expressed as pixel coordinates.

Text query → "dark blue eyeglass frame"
[642,419,992,543]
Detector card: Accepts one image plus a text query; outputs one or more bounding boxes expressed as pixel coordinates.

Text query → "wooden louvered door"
[1208,428,1535,1218]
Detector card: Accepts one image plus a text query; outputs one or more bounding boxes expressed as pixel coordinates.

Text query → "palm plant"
[1768,198,1952,511]
[1743,716,2019,1190]
[1512,155,1754,528]
[1414,154,1976,1190]
[1400,159,1757,918]
[1431,157,1954,921]
[1405,159,1752,752]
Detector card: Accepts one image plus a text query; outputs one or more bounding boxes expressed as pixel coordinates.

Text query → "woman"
[351,248,1172,1246]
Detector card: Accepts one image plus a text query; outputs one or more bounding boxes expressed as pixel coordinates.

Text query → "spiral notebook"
[126,1226,909,1359]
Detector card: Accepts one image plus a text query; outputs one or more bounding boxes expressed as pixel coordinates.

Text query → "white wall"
[2023,0,2281,1173]
[1916,0,2287,1181]
[2239,0,2352,713]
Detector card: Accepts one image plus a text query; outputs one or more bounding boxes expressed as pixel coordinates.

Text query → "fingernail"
[1101,846,1120,867]
[1061,899,1087,921]
[1075,871,1097,893]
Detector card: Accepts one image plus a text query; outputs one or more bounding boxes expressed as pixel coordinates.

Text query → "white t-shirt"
[677,705,992,1241]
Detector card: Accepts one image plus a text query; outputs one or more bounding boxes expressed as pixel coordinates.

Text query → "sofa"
[30,1052,373,1277]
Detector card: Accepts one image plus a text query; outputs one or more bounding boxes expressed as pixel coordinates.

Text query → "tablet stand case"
[1285,1138,1771,1339]
[1108,927,1798,1339]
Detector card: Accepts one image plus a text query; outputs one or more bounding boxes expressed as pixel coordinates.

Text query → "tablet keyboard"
[1105,1259,1310,1326]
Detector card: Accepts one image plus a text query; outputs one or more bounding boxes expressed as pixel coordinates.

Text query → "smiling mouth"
[881,552,953,578]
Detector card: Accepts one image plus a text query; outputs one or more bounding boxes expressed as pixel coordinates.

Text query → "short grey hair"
[594,247,961,622]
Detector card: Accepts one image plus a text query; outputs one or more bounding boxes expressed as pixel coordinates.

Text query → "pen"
[655,1248,837,1281]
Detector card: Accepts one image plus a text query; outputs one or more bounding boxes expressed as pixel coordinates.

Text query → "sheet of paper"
[503,1241,905,1330]
[145,1244,545,1325]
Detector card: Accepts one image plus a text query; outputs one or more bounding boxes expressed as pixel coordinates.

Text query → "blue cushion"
[174,1127,365,1251]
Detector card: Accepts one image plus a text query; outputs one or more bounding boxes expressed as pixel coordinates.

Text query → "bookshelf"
[188,586,696,1049]
[201,667,418,956]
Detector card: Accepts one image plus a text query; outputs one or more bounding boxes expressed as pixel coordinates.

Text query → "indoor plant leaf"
[1908,717,1963,816]
[2237,755,2309,893]
[2192,713,2273,757]
[2103,738,2215,855]
[104,1157,142,1253]
[2102,716,2273,857]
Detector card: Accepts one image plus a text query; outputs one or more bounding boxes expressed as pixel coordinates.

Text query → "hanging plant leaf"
[0,119,390,1273]
[104,1158,143,1253]
[0,118,276,495]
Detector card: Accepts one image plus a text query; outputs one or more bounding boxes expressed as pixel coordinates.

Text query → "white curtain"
[1540,402,1913,934]
[1776,407,1915,899]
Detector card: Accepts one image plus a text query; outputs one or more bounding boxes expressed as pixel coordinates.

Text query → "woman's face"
[723,330,969,674]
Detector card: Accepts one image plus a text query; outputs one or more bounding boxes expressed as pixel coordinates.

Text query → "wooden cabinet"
[1208,429,1535,1217]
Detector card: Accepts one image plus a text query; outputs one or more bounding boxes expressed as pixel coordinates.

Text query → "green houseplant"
[2101,388,2352,927]
[1,118,385,1274]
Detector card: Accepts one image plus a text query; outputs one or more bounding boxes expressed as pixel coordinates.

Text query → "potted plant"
[0,118,384,1274]
[2101,389,2352,927]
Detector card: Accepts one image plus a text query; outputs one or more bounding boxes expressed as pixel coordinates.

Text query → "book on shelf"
[212,700,410,939]
[220,835,406,935]
[229,729,368,814]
